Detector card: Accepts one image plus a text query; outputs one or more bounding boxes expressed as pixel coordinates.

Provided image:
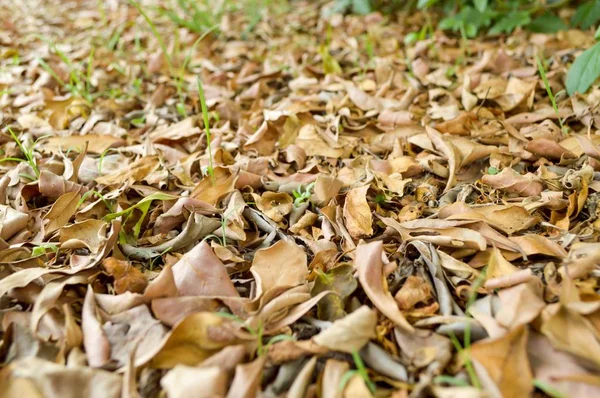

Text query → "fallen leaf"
[343,185,373,239]
[471,326,533,398]
[356,241,413,332]
[313,306,377,353]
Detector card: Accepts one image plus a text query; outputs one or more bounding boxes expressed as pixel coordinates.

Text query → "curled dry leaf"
[343,185,373,239]
[481,168,544,197]
[313,305,377,353]
[102,258,147,294]
[0,205,29,240]
[254,191,293,222]
[356,241,413,332]
[4,1,600,396]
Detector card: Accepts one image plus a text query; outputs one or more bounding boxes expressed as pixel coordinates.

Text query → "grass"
[197,76,215,182]
[536,55,566,133]
[158,0,226,35]
[78,190,115,213]
[533,379,566,398]
[35,35,95,103]
[0,128,42,179]
[433,375,470,387]
[446,267,488,390]
[215,311,295,357]
[128,0,185,115]
[339,350,376,394]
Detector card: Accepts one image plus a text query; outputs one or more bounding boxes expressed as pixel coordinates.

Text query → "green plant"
[35,36,95,103]
[446,267,488,389]
[31,243,59,257]
[345,0,576,37]
[129,0,187,115]
[571,0,600,30]
[339,350,376,393]
[536,55,566,133]
[433,375,470,386]
[292,182,315,206]
[533,379,567,398]
[566,37,600,95]
[215,311,295,356]
[331,0,372,15]
[78,190,115,213]
[197,76,215,182]
[103,193,177,239]
[0,128,42,179]
[158,0,227,34]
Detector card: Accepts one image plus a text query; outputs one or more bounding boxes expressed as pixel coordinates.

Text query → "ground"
[0,0,600,397]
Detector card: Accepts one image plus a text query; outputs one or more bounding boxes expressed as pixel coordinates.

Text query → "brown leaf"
[254,191,293,222]
[102,257,147,294]
[313,306,377,353]
[161,366,227,398]
[2,357,122,398]
[42,134,124,154]
[394,275,434,311]
[226,355,266,398]
[356,241,413,332]
[250,240,307,296]
[81,287,110,368]
[95,156,159,186]
[150,312,239,368]
[171,240,239,298]
[343,185,373,239]
[0,205,29,240]
[471,326,533,398]
[191,167,237,206]
[482,168,544,196]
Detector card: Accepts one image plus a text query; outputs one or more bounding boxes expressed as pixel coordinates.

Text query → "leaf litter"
[1,0,600,397]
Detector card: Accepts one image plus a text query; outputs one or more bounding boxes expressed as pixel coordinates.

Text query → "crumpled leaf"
[313,306,377,353]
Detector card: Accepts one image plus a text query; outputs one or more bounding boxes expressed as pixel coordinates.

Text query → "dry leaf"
[343,185,373,239]
[471,326,533,398]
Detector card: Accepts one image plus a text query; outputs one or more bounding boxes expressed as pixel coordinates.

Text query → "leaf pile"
[1,1,600,397]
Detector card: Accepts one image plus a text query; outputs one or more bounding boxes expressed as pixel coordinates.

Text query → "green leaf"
[103,193,177,222]
[434,375,470,387]
[566,41,600,95]
[351,0,371,15]
[417,0,439,9]
[489,10,531,35]
[595,25,600,40]
[31,244,59,258]
[404,32,419,45]
[474,0,488,13]
[439,16,460,31]
[527,13,567,33]
[533,379,567,398]
[571,1,600,30]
